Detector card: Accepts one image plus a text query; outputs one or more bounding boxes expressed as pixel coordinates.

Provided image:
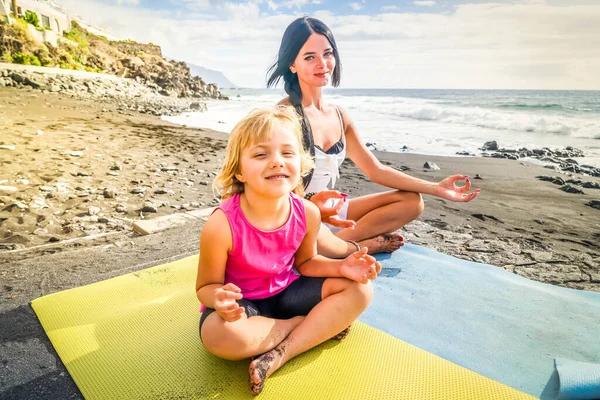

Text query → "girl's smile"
[237,125,302,197]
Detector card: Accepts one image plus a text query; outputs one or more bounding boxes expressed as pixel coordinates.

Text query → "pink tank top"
[200,192,305,311]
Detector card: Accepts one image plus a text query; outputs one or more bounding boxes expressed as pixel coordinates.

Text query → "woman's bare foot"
[248,345,286,396]
[359,233,404,254]
[331,325,351,340]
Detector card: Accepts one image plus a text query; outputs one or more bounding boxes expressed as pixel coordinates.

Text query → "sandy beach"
[1,84,599,400]
[1,86,598,292]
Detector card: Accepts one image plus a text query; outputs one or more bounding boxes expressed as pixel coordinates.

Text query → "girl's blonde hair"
[213,106,315,200]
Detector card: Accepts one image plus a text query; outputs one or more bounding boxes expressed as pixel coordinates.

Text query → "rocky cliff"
[0,19,227,100]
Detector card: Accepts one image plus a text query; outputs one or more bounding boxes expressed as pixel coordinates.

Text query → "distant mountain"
[186,62,238,89]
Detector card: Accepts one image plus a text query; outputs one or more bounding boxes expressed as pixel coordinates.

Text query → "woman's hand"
[214,283,245,322]
[339,247,382,284]
[436,175,481,202]
[309,190,356,229]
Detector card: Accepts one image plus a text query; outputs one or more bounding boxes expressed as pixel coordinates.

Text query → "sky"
[55,0,600,90]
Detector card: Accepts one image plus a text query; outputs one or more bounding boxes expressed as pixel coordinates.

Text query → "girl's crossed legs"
[199,276,373,396]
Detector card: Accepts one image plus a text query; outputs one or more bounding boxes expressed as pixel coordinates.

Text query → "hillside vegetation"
[0,19,222,98]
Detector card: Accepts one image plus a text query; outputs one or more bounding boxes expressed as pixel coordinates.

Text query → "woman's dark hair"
[266,16,342,105]
[266,16,342,188]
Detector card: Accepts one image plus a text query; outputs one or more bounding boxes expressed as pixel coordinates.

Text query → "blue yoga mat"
[556,358,600,400]
[360,244,600,399]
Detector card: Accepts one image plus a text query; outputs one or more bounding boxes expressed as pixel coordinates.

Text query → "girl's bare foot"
[331,325,351,340]
[248,345,286,396]
[360,233,404,254]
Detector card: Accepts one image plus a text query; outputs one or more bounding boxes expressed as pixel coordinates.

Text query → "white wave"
[162,91,600,167]
[328,95,600,138]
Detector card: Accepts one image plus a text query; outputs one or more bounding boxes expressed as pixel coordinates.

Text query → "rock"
[70,151,84,157]
[131,187,146,194]
[423,161,440,171]
[559,185,584,194]
[88,206,101,216]
[103,188,117,198]
[0,145,16,150]
[586,200,600,210]
[481,141,498,151]
[141,202,158,213]
[0,186,18,194]
[582,182,600,189]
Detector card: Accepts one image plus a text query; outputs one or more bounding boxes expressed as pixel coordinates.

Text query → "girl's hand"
[310,190,356,229]
[339,247,382,284]
[436,175,481,202]
[214,283,245,322]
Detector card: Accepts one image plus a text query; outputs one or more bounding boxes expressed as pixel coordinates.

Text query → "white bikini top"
[305,106,347,193]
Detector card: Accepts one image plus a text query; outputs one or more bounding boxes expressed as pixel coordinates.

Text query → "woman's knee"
[394,191,424,219]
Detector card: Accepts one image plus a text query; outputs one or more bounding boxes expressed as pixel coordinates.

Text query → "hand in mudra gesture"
[339,247,382,284]
[309,190,356,229]
[214,283,245,323]
[437,175,481,202]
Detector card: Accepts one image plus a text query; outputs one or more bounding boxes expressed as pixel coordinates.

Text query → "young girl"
[196,106,381,396]
[267,16,480,258]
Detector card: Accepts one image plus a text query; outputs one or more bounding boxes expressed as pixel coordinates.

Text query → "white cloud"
[114,0,140,4]
[220,2,260,20]
[349,2,363,11]
[280,0,321,9]
[55,0,600,90]
[266,0,279,11]
[413,1,436,6]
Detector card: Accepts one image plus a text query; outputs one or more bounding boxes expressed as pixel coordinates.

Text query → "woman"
[267,16,480,258]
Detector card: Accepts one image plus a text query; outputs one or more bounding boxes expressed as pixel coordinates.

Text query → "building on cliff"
[0,0,118,45]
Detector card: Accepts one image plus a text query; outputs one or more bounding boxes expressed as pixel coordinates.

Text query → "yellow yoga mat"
[31,255,535,400]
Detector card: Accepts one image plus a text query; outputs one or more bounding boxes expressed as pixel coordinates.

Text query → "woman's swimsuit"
[304,106,349,233]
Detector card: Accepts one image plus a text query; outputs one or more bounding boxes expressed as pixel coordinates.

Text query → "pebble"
[423,161,441,171]
[0,186,18,194]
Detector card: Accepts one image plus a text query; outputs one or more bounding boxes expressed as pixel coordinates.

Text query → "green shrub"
[29,54,41,66]
[11,52,41,66]
[23,11,40,27]
[12,52,27,64]
[63,28,89,48]
[2,52,12,63]
[40,58,52,66]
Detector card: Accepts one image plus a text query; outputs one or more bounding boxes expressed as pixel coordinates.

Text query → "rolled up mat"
[556,358,600,400]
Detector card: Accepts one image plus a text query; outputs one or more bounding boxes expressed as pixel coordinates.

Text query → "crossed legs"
[200,278,373,396]
[317,190,424,258]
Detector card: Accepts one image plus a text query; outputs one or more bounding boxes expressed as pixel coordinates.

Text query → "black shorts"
[199,276,326,338]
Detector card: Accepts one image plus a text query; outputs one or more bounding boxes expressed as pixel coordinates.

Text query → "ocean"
[164,88,600,168]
